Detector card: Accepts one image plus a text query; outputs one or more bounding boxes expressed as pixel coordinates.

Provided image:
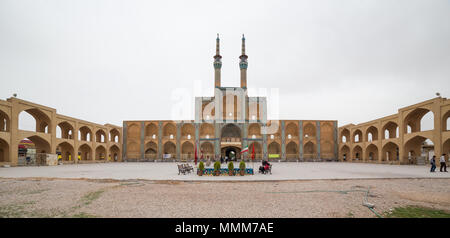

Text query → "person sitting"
[259,160,266,173]
[264,162,270,173]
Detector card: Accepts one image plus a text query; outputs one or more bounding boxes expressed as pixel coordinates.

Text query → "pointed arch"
[110,128,120,143]
[145,123,158,138]
[248,123,262,138]
[404,135,433,163]
[95,129,107,143]
[200,141,214,159]
[0,109,10,132]
[56,141,74,161]
[382,121,399,139]
[352,129,363,143]
[57,121,75,139]
[20,135,51,154]
[181,123,194,139]
[200,123,214,138]
[286,141,298,159]
[340,145,350,161]
[109,144,121,161]
[303,141,316,159]
[404,108,434,133]
[352,145,363,161]
[366,126,378,142]
[78,126,93,141]
[163,123,176,139]
[303,123,316,138]
[0,138,10,162]
[78,143,93,161]
[95,145,106,160]
[249,141,262,160]
[181,141,194,160]
[382,142,399,161]
[366,144,378,161]
[340,128,350,143]
[144,141,157,159]
[163,141,176,159]
[285,122,299,139]
[443,110,450,131]
[19,108,52,133]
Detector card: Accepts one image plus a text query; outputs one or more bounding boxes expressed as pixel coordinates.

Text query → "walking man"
[440,154,447,172]
[430,155,437,172]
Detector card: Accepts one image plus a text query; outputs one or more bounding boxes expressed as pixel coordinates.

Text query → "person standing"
[430,155,437,172]
[440,154,447,172]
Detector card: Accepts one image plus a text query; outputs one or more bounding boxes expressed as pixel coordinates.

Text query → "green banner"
[268,154,280,158]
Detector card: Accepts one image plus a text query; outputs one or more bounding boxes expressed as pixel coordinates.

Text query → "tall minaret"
[239,34,248,89]
[214,34,222,88]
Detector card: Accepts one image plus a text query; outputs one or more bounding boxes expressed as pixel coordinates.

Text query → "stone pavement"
[1,162,449,181]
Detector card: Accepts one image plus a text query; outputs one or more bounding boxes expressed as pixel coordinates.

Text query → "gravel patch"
[1,178,449,218]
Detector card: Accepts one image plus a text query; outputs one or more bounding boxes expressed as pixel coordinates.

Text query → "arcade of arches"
[124,120,337,162]
[122,36,337,162]
[0,97,122,166]
[339,97,450,164]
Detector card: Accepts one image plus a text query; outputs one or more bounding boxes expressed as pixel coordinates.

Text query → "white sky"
[1,0,449,130]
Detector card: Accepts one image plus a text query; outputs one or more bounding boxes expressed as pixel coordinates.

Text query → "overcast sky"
[1,0,449,130]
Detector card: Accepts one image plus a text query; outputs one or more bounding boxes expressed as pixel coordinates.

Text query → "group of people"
[258,160,271,174]
[430,154,447,172]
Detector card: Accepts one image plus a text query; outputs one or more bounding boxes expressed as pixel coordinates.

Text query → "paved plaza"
[1,162,449,181]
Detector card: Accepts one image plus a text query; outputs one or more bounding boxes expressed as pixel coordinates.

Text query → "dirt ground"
[0,178,449,218]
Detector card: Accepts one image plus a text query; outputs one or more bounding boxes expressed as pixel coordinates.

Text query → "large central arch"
[221,124,241,140]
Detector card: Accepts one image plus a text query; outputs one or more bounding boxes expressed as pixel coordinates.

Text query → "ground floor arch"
[365,144,378,161]
[268,142,281,161]
[404,136,433,164]
[303,141,316,159]
[248,142,262,160]
[163,141,176,160]
[0,138,9,162]
[145,141,157,159]
[181,141,194,160]
[221,146,241,161]
[352,146,363,161]
[95,145,106,160]
[286,141,298,160]
[20,136,51,154]
[109,145,120,161]
[443,139,450,162]
[340,145,350,161]
[56,142,74,162]
[382,142,399,162]
[78,144,92,161]
[200,141,214,160]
